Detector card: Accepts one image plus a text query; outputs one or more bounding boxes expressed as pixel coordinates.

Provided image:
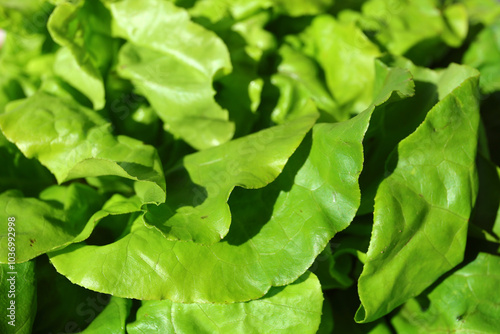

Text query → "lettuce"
[1,0,499,333]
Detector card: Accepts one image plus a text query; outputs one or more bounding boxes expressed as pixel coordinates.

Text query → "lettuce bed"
[1,0,500,333]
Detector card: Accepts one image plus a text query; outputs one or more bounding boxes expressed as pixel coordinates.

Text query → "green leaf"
[80,297,131,334]
[0,0,53,35]
[0,184,102,263]
[271,44,341,123]
[301,15,382,115]
[463,20,500,94]
[0,32,50,102]
[48,0,113,109]
[0,261,36,334]
[127,272,323,334]
[0,92,166,204]
[47,63,413,303]
[144,112,317,244]
[352,0,468,65]
[111,0,234,150]
[356,65,481,323]
[459,0,500,26]
[391,253,500,333]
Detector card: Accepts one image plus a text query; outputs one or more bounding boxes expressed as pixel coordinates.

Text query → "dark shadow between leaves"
[33,255,111,334]
[403,36,447,67]
[265,15,315,41]
[358,79,438,214]
[469,154,500,239]
[223,131,312,246]
[142,165,208,236]
[214,30,261,138]
[85,211,141,246]
[480,91,500,166]
[326,284,395,333]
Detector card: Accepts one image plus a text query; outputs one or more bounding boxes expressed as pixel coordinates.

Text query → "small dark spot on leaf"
[456,315,463,321]
[201,215,208,219]
[418,193,423,198]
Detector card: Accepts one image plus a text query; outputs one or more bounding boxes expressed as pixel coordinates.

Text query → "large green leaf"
[47,109,366,302]
[48,0,113,109]
[359,56,476,214]
[392,253,500,333]
[144,112,317,244]
[111,0,234,150]
[48,63,414,303]
[0,184,101,263]
[356,65,481,323]
[0,92,166,204]
[80,297,131,334]
[0,261,36,334]
[127,272,322,334]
